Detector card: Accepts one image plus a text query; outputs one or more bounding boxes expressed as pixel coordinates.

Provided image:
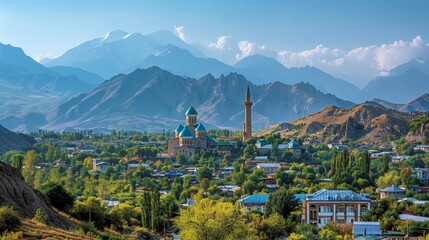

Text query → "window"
[336,217,345,224]
[346,206,354,213]
[337,206,345,213]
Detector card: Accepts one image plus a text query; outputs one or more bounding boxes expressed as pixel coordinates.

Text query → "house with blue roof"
[302,189,372,228]
[378,185,405,199]
[237,193,307,213]
[256,139,303,157]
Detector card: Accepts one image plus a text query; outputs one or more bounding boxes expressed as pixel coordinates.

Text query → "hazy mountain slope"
[389,58,429,77]
[131,45,234,78]
[50,66,105,86]
[263,104,416,143]
[233,54,360,101]
[41,67,354,132]
[360,69,429,103]
[0,43,94,119]
[400,93,429,112]
[0,124,35,154]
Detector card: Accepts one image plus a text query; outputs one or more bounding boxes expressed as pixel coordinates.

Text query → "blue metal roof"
[175,124,184,132]
[380,185,405,193]
[306,189,371,201]
[195,123,206,132]
[185,106,198,115]
[353,222,381,237]
[238,194,269,205]
[179,126,194,138]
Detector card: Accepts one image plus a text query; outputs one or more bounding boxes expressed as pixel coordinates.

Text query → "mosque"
[167,85,253,156]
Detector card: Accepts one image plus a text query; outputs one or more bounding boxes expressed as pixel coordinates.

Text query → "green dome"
[288,140,301,149]
[179,126,194,138]
[195,123,206,132]
[175,124,184,132]
[185,106,198,115]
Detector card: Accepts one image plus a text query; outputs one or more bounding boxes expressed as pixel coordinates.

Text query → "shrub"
[32,208,47,224]
[0,206,21,234]
[40,182,74,212]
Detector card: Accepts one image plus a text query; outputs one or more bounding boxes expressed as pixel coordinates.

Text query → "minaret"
[243,84,253,141]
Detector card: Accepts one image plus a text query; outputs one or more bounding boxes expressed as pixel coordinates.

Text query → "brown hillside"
[261,104,419,143]
[0,161,73,229]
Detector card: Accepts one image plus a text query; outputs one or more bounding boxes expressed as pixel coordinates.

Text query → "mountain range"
[8,67,353,132]
[0,30,427,133]
[0,43,97,118]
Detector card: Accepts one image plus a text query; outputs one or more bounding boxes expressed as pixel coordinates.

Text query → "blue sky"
[1,0,429,86]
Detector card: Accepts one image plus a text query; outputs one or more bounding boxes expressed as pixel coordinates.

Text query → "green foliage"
[177,198,248,240]
[72,197,106,230]
[138,190,161,231]
[40,182,74,212]
[32,208,47,224]
[197,167,212,182]
[265,187,298,219]
[0,206,21,234]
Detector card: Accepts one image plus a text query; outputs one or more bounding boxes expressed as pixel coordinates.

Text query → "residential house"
[414,145,429,153]
[237,194,269,213]
[414,168,429,182]
[302,189,372,228]
[378,185,405,199]
[256,163,281,174]
[256,139,302,157]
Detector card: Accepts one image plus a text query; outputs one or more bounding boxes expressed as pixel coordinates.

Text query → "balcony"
[346,212,355,216]
[318,211,333,217]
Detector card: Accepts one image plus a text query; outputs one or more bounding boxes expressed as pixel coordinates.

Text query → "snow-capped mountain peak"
[101,30,128,43]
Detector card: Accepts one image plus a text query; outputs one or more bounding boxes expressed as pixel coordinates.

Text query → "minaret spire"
[243,83,253,141]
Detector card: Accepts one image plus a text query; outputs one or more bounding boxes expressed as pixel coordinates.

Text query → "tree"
[176,198,248,240]
[22,150,38,187]
[197,167,212,182]
[73,197,106,229]
[40,182,74,212]
[10,154,24,171]
[138,190,161,231]
[0,206,21,234]
[265,187,298,219]
[200,178,210,193]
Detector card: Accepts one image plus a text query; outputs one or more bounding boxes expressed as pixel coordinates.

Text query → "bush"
[32,208,47,224]
[0,206,21,234]
[40,182,74,212]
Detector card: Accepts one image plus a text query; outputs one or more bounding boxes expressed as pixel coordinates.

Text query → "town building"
[302,189,372,228]
[414,144,429,153]
[256,163,281,174]
[378,185,405,199]
[414,168,429,182]
[256,139,303,157]
[167,106,217,157]
[167,85,251,156]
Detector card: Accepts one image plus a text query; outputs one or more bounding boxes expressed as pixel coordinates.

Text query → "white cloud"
[208,36,232,50]
[235,40,276,60]
[202,35,429,88]
[276,36,429,88]
[174,26,186,41]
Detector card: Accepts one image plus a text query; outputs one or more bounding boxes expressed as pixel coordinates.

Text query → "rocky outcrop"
[0,161,73,229]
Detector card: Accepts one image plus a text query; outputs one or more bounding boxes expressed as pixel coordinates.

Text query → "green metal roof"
[185,106,198,115]
[179,126,194,138]
[195,123,206,132]
[175,124,184,132]
[288,140,301,149]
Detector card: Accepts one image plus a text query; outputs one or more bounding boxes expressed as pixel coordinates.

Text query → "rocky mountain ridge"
[263,104,420,144]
